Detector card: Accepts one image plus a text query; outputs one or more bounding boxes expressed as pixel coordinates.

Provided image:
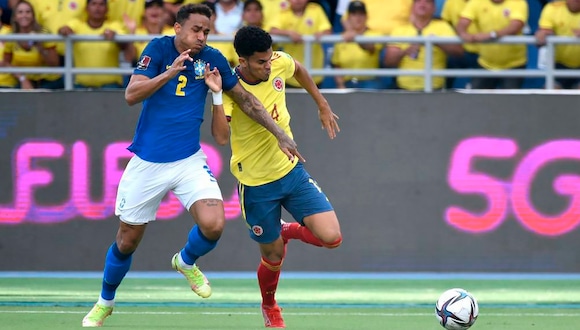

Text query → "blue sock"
[101,242,133,301]
[180,225,218,265]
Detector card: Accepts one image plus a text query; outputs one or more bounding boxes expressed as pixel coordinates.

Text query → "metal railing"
[0,34,578,92]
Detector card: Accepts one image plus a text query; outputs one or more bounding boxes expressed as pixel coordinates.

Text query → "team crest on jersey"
[136,55,151,70]
[69,1,78,10]
[252,225,264,236]
[503,9,511,17]
[272,77,283,91]
[194,59,206,79]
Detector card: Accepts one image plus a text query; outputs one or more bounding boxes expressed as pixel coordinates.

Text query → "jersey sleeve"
[277,51,296,80]
[134,37,163,78]
[211,49,238,91]
[459,0,477,21]
[509,0,528,24]
[222,91,235,118]
[538,4,555,30]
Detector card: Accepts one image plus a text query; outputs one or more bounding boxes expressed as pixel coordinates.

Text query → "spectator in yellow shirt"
[132,0,175,59]
[58,0,135,89]
[107,0,146,29]
[0,6,17,88]
[261,0,289,31]
[201,1,237,68]
[535,0,580,89]
[331,1,384,89]
[269,0,332,87]
[341,0,413,36]
[242,0,264,28]
[441,0,479,88]
[3,0,62,89]
[384,0,463,91]
[457,0,528,89]
[28,0,86,62]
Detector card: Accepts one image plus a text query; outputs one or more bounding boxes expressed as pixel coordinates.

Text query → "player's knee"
[199,221,224,241]
[322,234,342,249]
[116,237,139,254]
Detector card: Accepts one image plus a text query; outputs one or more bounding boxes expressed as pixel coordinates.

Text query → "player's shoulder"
[272,51,293,63]
[546,0,566,9]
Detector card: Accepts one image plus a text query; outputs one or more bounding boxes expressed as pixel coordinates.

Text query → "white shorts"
[115,149,223,225]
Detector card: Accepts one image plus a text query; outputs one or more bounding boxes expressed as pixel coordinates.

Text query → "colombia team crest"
[272,77,283,92]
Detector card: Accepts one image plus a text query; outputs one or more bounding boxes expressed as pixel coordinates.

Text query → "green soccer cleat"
[171,252,212,298]
[82,303,113,327]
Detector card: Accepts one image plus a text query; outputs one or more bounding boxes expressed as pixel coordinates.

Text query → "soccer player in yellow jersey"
[457,0,528,89]
[535,0,580,89]
[269,0,332,87]
[208,26,342,328]
[384,0,463,91]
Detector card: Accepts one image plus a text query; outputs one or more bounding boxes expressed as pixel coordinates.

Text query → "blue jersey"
[128,36,238,162]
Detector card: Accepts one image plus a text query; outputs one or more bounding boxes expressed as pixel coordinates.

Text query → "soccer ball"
[435,288,478,330]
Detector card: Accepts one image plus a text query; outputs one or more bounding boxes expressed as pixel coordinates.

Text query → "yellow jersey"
[331,30,382,81]
[223,51,297,186]
[107,0,146,26]
[270,3,331,86]
[342,0,412,35]
[460,0,528,70]
[66,19,127,87]
[441,0,478,53]
[30,0,87,55]
[391,19,457,90]
[538,1,580,68]
[3,34,60,82]
[261,0,289,31]
[0,25,17,87]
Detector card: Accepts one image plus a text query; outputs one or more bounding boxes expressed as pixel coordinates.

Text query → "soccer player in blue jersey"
[207,26,343,328]
[82,5,301,328]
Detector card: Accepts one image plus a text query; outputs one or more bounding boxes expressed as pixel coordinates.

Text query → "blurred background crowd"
[0,0,577,91]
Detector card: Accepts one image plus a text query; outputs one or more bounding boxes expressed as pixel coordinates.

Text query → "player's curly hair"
[234,26,273,58]
[176,3,212,25]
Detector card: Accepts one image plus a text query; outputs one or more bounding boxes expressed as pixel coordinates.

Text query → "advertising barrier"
[1,91,579,272]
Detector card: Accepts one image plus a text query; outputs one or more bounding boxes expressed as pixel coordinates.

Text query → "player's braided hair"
[234,26,273,58]
[176,3,212,25]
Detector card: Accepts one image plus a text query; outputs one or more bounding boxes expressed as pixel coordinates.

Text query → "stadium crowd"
[0,0,578,90]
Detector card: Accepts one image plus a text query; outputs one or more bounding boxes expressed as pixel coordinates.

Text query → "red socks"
[281,222,323,247]
[258,257,283,306]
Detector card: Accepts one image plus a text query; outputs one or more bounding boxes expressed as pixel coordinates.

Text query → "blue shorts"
[238,162,334,244]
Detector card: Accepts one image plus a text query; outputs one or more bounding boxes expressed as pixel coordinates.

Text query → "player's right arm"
[125,49,193,106]
[225,83,305,163]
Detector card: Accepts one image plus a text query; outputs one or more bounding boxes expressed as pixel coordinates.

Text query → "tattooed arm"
[225,82,305,162]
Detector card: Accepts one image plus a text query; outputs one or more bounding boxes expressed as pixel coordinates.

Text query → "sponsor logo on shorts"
[252,225,263,236]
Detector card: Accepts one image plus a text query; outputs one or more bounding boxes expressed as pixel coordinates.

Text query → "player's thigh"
[283,164,334,224]
[115,156,171,224]
[239,182,284,244]
[303,210,341,243]
[172,150,225,231]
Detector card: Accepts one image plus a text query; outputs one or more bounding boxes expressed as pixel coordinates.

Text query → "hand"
[473,32,493,42]
[58,26,74,36]
[103,29,116,41]
[20,78,34,90]
[318,103,340,139]
[204,63,222,92]
[535,32,546,46]
[167,49,193,77]
[287,31,303,43]
[341,30,357,42]
[122,13,137,34]
[574,28,580,38]
[277,134,305,163]
[405,44,420,57]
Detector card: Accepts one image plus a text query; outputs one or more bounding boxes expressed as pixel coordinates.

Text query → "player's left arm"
[293,60,340,139]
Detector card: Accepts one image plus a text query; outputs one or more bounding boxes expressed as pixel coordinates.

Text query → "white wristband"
[212,90,223,105]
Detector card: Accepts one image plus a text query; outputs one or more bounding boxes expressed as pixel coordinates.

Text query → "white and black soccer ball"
[435,288,479,330]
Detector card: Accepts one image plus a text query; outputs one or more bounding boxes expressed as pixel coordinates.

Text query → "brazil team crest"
[194,59,206,79]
